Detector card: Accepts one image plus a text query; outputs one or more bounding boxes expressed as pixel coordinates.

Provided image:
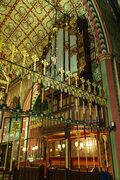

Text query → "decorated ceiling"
[0,0,85,64]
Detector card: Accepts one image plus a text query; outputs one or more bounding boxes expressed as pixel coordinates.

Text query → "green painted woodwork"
[101,60,120,180]
[92,61,101,82]
[33,94,48,114]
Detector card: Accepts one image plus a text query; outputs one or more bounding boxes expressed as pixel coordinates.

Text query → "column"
[65,125,70,179]
[98,53,120,179]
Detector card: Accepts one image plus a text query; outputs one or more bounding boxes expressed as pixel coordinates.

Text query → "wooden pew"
[47,168,113,180]
[13,165,44,180]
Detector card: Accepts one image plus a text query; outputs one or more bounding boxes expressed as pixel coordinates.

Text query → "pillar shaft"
[65,125,71,170]
[99,53,120,179]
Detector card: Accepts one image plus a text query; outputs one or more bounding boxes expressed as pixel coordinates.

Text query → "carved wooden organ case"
[37,16,93,122]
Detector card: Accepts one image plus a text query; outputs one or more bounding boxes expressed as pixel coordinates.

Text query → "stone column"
[98,53,120,180]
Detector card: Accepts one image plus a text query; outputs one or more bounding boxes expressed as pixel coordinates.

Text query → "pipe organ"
[44,17,87,80]
[0,16,113,177]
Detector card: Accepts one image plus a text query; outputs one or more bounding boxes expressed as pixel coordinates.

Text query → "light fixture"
[58,144,61,150]
[80,142,84,149]
[34,146,38,150]
[32,147,35,151]
[85,138,97,149]
[75,141,84,149]
[50,148,53,152]
[22,147,26,152]
[86,140,93,148]
[62,143,65,149]
[75,141,78,147]
[109,121,116,131]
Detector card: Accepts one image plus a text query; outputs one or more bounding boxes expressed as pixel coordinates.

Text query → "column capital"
[97,52,112,62]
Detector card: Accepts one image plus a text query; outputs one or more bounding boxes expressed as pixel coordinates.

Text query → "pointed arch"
[83,0,112,53]
[23,83,40,111]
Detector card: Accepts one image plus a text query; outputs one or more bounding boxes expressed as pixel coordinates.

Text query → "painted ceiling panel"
[0,0,85,64]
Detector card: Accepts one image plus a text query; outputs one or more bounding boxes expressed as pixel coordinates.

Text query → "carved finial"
[80,77,85,90]
[32,54,39,71]
[21,50,29,66]
[59,67,64,81]
[41,59,49,75]
[73,73,79,87]
[86,80,91,93]
[92,82,97,95]
[66,71,72,85]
